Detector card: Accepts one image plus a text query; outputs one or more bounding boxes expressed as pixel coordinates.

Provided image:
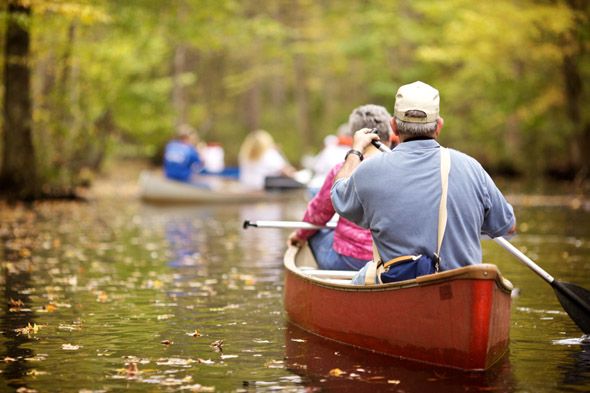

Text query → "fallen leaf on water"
[186,329,202,337]
[125,362,139,376]
[26,369,48,376]
[25,354,48,362]
[329,368,346,377]
[156,358,195,366]
[15,323,40,336]
[264,359,283,368]
[96,291,109,303]
[9,298,24,308]
[210,339,224,352]
[161,340,173,345]
[44,304,58,313]
[62,344,80,350]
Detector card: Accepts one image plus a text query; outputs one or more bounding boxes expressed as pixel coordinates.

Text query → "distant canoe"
[283,244,513,371]
[139,171,302,204]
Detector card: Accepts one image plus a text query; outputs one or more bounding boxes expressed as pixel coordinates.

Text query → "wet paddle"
[243,220,336,230]
[494,237,590,334]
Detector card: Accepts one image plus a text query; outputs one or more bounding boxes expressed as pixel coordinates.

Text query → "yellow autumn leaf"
[329,368,346,377]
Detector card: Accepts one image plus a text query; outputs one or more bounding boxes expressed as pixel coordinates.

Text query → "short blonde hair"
[239,129,275,162]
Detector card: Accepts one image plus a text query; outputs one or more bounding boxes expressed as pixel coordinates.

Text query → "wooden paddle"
[494,237,590,334]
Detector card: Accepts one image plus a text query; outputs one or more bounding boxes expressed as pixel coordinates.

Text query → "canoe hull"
[283,246,512,371]
[139,171,298,204]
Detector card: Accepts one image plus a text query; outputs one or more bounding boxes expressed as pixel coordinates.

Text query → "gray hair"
[394,118,438,138]
[348,104,392,143]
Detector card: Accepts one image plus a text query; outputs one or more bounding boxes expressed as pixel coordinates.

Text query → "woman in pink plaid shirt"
[288,105,399,270]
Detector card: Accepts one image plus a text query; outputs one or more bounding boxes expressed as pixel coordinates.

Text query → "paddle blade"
[552,281,590,334]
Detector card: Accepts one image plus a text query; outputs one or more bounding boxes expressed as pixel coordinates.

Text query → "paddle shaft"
[371,140,389,152]
[243,220,336,230]
[369,128,390,153]
[493,237,554,283]
[495,236,590,330]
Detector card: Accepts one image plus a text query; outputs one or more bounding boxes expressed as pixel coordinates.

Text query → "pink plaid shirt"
[296,162,373,260]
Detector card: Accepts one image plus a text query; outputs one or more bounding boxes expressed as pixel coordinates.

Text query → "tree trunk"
[0,2,38,200]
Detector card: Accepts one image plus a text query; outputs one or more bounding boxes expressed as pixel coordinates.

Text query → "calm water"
[0,188,589,392]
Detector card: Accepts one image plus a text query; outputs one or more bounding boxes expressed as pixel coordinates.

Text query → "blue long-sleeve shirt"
[163,141,202,182]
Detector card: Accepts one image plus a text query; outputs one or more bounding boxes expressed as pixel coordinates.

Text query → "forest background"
[0,0,589,199]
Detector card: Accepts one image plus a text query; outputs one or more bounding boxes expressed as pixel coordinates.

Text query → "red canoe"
[283,244,513,371]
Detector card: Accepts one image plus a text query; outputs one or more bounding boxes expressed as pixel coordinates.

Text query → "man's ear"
[434,117,444,138]
[390,117,399,136]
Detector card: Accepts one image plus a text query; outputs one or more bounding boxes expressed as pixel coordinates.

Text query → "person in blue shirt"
[331,81,516,284]
[163,126,203,183]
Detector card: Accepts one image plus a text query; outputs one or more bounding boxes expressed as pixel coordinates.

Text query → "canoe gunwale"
[284,245,513,294]
[138,171,301,204]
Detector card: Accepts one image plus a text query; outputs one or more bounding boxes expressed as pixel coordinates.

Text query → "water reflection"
[552,338,590,388]
[284,323,515,393]
[560,343,590,387]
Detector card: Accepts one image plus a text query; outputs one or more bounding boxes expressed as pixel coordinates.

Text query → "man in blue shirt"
[163,127,203,183]
[331,81,516,282]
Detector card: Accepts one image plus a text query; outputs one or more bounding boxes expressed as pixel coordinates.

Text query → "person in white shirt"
[238,129,296,190]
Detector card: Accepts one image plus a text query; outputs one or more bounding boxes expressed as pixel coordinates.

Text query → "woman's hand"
[287,231,306,247]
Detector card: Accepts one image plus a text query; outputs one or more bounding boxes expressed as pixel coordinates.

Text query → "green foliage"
[1,0,589,184]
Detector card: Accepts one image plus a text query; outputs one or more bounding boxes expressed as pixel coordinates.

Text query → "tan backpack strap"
[372,239,380,264]
[436,147,451,259]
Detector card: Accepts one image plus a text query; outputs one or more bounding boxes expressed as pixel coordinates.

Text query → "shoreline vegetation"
[0,157,587,212]
[1,1,589,202]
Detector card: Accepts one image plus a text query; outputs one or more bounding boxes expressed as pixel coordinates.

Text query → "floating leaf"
[161,340,173,345]
[9,298,25,308]
[96,291,109,303]
[187,329,202,337]
[125,362,139,376]
[210,339,224,352]
[27,369,48,376]
[329,368,346,377]
[156,357,195,366]
[15,323,40,337]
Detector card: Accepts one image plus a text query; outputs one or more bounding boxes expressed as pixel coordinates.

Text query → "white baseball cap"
[394,81,440,123]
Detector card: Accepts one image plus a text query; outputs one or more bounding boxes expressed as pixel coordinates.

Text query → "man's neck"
[402,136,435,143]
